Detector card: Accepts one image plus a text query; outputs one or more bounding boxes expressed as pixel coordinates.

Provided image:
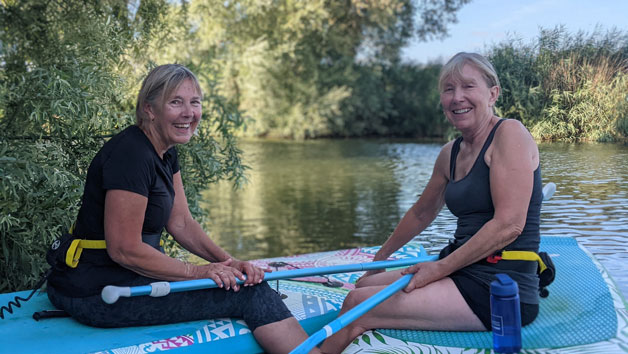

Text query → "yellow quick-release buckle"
[65,239,107,268]
[500,250,548,273]
[64,238,164,268]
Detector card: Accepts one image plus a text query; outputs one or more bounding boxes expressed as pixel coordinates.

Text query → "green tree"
[0,0,245,292]
[182,0,470,139]
[335,62,445,137]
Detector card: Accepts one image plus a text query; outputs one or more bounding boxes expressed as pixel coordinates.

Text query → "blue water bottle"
[490,274,522,353]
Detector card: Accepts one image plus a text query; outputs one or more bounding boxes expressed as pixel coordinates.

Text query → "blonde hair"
[438,52,500,94]
[135,64,202,128]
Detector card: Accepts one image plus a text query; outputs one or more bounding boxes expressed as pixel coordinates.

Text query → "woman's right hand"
[198,259,245,291]
[400,260,448,293]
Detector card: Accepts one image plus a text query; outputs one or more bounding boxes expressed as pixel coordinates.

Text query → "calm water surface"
[202,140,628,298]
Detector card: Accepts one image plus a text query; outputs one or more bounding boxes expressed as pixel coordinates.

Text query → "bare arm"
[403,120,539,291]
[104,189,188,280]
[166,172,231,263]
[104,185,247,290]
[373,143,452,262]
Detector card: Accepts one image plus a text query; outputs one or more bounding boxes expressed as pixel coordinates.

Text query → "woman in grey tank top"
[321,52,543,353]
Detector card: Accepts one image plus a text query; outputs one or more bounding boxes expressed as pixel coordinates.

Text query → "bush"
[489,26,628,142]
[0,141,84,291]
[0,0,245,292]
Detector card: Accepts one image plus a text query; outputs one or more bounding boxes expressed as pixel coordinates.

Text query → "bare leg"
[356,268,405,288]
[320,276,485,353]
[253,317,321,354]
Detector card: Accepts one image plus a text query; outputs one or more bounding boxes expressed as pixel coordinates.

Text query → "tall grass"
[490,26,628,142]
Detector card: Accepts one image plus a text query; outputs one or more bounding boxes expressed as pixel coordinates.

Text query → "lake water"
[202,139,628,298]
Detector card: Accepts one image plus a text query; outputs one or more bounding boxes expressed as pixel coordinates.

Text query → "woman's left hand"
[230,259,270,286]
[400,261,447,293]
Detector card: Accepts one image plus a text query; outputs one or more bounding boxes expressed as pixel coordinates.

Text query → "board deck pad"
[0,281,345,354]
[345,237,628,353]
[1,237,626,353]
[375,237,617,347]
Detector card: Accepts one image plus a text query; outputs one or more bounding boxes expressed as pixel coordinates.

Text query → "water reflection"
[202,140,628,298]
[539,143,628,298]
[203,140,418,257]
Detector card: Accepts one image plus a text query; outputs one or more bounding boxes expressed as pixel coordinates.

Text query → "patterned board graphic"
[251,243,428,289]
[93,243,427,353]
[91,284,345,354]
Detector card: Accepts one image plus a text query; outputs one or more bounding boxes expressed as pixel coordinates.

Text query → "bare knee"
[355,276,371,288]
[346,322,368,340]
[342,289,368,309]
[254,317,314,353]
[340,291,376,333]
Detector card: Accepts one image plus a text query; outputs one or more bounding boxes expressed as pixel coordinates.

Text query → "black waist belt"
[65,232,163,268]
[439,239,556,297]
[478,257,538,273]
[439,241,539,274]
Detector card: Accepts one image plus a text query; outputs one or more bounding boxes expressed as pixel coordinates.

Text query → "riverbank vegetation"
[0,0,626,292]
[0,0,469,292]
[0,0,249,292]
[490,27,628,142]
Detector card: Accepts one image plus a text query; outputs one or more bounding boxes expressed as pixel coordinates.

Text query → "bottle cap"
[491,273,519,296]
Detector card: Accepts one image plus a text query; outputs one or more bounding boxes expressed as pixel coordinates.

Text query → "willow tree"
[0,0,245,292]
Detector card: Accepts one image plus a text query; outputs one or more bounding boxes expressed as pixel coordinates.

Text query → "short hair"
[438,52,500,94]
[135,64,203,128]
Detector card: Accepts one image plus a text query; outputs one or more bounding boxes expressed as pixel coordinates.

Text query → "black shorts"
[450,274,538,330]
[47,280,292,331]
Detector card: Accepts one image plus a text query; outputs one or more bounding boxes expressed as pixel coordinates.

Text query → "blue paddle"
[290,273,414,354]
[101,255,437,304]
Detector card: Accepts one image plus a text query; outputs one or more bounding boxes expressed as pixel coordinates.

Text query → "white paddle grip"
[101,286,131,304]
[150,282,171,297]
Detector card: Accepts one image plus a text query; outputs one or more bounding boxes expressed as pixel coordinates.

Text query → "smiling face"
[143,78,202,155]
[440,63,499,131]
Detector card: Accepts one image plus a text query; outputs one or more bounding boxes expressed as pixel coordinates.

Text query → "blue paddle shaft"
[290,273,414,354]
[101,255,436,304]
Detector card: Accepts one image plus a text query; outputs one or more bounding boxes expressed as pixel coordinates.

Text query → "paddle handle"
[542,182,556,201]
[101,256,436,304]
[290,273,413,354]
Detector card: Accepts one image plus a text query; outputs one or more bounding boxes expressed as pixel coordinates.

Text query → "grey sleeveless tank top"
[443,119,542,304]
